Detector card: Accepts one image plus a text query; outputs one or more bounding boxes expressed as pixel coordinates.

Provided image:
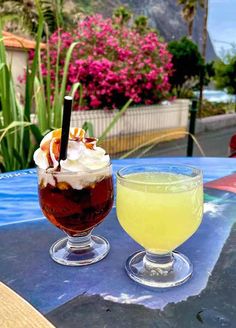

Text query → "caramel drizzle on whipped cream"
[40,128,97,168]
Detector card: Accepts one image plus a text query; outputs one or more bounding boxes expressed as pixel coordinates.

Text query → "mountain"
[123,0,217,61]
[72,0,217,62]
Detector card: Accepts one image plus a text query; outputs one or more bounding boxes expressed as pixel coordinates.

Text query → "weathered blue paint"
[0,157,236,316]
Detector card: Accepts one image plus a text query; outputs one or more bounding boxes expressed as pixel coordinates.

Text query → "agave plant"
[0,4,44,172]
[0,2,79,172]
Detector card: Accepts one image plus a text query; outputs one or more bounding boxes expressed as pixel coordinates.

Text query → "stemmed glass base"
[50,231,110,266]
[125,250,193,288]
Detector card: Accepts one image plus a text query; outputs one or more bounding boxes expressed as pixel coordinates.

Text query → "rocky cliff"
[82,0,217,62]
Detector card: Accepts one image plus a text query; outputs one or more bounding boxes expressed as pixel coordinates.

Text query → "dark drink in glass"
[37,165,113,266]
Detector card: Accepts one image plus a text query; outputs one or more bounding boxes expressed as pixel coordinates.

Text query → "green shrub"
[168,37,204,89]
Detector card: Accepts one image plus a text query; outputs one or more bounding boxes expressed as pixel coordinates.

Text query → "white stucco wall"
[69,100,190,138]
[6,48,27,97]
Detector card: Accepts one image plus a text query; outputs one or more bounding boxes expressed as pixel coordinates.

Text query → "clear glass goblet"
[116,164,203,288]
[37,164,113,266]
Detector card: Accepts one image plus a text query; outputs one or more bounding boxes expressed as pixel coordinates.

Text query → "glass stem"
[67,231,93,249]
[144,251,174,275]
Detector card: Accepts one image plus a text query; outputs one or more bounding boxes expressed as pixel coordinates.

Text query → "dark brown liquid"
[38,176,113,236]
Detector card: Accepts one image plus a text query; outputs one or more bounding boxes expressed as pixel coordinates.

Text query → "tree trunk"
[202,0,208,59]
[198,0,208,118]
[188,20,193,38]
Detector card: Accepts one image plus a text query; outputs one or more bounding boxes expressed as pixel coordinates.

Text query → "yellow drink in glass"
[116,164,203,288]
[117,172,203,254]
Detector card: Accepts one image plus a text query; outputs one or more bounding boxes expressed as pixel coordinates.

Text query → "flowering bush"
[41,15,173,110]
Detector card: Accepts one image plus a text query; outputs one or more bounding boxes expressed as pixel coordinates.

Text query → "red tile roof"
[2,31,46,50]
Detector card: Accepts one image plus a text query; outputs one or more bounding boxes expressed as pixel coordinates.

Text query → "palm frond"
[181,5,196,22]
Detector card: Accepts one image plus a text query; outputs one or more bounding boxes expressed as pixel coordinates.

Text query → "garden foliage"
[41,14,173,110]
[168,37,203,90]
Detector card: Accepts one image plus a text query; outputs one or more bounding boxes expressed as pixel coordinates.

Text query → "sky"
[208,0,236,56]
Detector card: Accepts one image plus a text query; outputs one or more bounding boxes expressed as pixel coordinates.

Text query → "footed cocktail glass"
[37,164,113,266]
[116,164,203,288]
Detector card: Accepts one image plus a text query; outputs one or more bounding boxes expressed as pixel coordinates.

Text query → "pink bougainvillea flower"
[40,14,173,110]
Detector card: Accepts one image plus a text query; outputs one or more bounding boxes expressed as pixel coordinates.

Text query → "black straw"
[59,96,73,162]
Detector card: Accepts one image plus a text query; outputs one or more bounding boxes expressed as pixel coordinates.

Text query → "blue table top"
[1,157,236,327]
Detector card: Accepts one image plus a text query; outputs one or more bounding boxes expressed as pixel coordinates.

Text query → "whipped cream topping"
[34,127,110,172]
[34,128,111,189]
